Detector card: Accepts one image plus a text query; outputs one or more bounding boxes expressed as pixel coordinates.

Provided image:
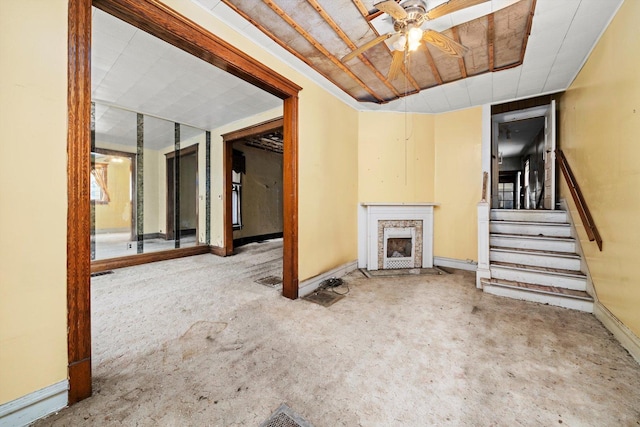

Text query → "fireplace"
[383,227,415,269]
[359,203,437,270]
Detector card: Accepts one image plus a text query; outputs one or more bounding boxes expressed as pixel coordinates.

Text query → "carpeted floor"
[36,239,640,426]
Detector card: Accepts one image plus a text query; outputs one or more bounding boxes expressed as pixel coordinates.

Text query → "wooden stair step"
[490,220,570,226]
[482,278,593,301]
[490,246,580,259]
[490,232,575,242]
[490,261,586,278]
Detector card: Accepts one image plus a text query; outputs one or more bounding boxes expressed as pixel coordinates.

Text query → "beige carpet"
[37,239,640,426]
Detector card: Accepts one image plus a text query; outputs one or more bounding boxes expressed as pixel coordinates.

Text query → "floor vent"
[259,403,313,427]
[255,276,282,287]
[91,270,114,277]
[303,289,344,307]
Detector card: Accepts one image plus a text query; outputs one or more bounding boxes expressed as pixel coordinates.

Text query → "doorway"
[68,0,301,404]
[491,100,556,210]
[222,118,284,255]
[166,145,198,246]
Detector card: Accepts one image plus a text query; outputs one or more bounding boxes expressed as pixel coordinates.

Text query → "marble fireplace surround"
[359,203,438,270]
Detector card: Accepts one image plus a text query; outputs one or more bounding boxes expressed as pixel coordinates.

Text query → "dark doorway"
[166,145,198,243]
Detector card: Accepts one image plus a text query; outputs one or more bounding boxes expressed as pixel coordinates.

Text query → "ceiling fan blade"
[374,0,408,21]
[426,0,489,20]
[422,29,468,57]
[342,33,394,62]
[387,49,404,80]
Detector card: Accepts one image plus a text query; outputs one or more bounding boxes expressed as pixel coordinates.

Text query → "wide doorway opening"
[68,0,301,404]
[491,100,557,210]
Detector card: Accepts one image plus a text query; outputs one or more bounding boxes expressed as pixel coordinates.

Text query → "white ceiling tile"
[466,73,493,106]
[492,67,521,100]
[421,86,450,112]
[441,80,471,110]
[193,0,221,10]
[211,1,252,30]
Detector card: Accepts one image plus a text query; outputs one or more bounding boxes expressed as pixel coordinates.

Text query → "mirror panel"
[91,102,208,260]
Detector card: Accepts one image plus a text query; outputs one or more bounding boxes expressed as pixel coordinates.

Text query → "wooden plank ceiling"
[221,0,535,104]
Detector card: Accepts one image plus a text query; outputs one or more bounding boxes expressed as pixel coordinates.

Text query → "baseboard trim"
[91,245,210,272]
[594,301,640,364]
[233,232,283,248]
[434,256,478,272]
[210,245,227,256]
[0,380,68,427]
[298,260,358,297]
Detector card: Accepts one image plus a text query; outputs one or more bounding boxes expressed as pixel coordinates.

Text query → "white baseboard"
[434,256,478,272]
[594,302,640,365]
[0,380,68,427]
[298,260,358,297]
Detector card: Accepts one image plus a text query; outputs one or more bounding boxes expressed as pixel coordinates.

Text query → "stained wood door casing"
[543,100,557,210]
[69,0,301,405]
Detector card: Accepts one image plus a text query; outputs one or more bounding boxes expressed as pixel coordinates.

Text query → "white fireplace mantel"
[358,202,439,270]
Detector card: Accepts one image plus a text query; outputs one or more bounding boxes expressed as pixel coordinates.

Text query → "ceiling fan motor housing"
[393,0,428,32]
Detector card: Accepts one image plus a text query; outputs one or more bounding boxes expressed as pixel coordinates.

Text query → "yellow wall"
[358,112,435,202]
[0,0,68,403]
[297,84,359,278]
[95,159,133,231]
[558,0,640,336]
[357,108,482,262]
[434,108,483,261]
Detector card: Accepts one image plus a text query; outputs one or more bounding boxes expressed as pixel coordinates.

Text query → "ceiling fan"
[342,0,489,80]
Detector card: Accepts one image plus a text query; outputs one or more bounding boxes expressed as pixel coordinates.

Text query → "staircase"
[481,209,593,312]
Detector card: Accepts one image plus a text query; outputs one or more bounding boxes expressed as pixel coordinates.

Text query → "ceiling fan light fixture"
[393,35,407,51]
[407,27,423,51]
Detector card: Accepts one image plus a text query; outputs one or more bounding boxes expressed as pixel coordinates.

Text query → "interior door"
[543,100,556,209]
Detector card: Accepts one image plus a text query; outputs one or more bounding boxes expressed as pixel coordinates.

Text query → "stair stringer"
[559,198,596,299]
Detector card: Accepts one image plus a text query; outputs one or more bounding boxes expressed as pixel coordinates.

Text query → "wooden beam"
[260,0,386,103]
[351,0,369,17]
[422,45,443,85]
[306,0,400,97]
[282,96,299,300]
[399,62,422,93]
[487,13,495,71]
[67,0,93,405]
[364,0,402,22]
[451,27,467,78]
[220,1,356,97]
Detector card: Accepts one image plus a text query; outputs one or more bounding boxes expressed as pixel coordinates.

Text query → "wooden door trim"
[221,116,285,259]
[67,0,93,405]
[221,117,284,142]
[69,0,300,405]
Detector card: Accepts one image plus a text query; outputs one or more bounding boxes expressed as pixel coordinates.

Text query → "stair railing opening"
[556,149,603,251]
